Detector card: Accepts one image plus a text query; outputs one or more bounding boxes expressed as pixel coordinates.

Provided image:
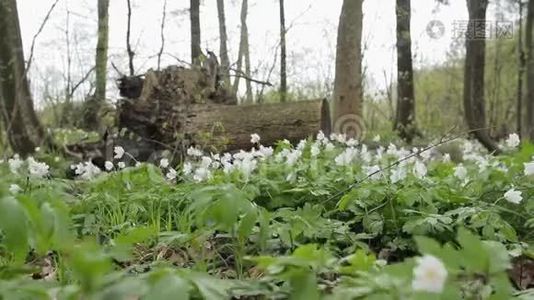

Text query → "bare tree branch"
[25,0,61,72]
[126,0,135,76]
[229,68,273,86]
[157,0,168,71]
[69,66,96,99]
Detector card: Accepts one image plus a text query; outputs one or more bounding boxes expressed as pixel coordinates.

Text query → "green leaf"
[456,228,488,273]
[363,213,383,235]
[289,269,320,300]
[414,236,442,257]
[145,272,190,300]
[346,250,376,273]
[237,211,257,240]
[0,196,29,263]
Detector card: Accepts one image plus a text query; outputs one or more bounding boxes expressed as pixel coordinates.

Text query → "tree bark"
[116,66,328,154]
[394,0,417,143]
[243,19,253,104]
[525,0,534,140]
[0,0,47,155]
[84,0,110,129]
[233,0,250,101]
[190,0,202,66]
[120,98,330,153]
[126,0,135,75]
[463,0,500,153]
[279,0,287,102]
[216,0,230,86]
[518,0,525,135]
[332,0,364,139]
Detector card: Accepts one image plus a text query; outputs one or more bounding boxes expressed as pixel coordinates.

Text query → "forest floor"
[0,131,533,299]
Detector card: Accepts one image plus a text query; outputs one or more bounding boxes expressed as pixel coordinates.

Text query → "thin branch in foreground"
[322,126,494,204]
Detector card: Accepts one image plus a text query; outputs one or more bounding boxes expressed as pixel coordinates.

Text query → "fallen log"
[116,65,331,155]
[183,99,331,152]
[119,98,331,153]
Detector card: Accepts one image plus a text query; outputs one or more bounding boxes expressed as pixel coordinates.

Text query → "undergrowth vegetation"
[0,132,533,299]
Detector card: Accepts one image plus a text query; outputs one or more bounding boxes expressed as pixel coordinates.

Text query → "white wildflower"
[74,162,102,180]
[462,140,474,154]
[413,160,427,179]
[238,158,257,179]
[193,167,211,182]
[257,145,274,158]
[310,143,321,157]
[524,161,534,176]
[8,155,23,174]
[412,255,448,293]
[346,138,359,147]
[199,156,213,168]
[183,162,193,175]
[221,153,232,163]
[250,133,261,144]
[117,162,126,169]
[286,172,297,182]
[316,131,326,142]
[9,184,22,194]
[187,147,203,157]
[325,142,335,152]
[159,158,169,168]
[454,164,467,180]
[390,167,407,183]
[365,165,381,180]
[166,168,177,180]
[375,147,384,160]
[27,157,49,178]
[505,133,520,149]
[420,149,432,161]
[335,148,357,166]
[442,153,451,163]
[504,188,523,204]
[285,150,302,166]
[386,143,398,156]
[114,146,125,159]
[104,161,114,171]
[296,140,307,151]
[35,147,41,152]
[373,134,381,142]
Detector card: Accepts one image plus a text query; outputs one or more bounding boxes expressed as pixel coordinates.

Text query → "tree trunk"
[394,0,417,143]
[332,0,364,139]
[243,19,253,104]
[525,0,534,140]
[216,0,230,86]
[463,0,500,153]
[126,0,135,75]
[279,0,287,102]
[190,0,202,66]
[518,0,525,135]
[84,0,110,129]
[233,0,249,101]
[0,0,47,155]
